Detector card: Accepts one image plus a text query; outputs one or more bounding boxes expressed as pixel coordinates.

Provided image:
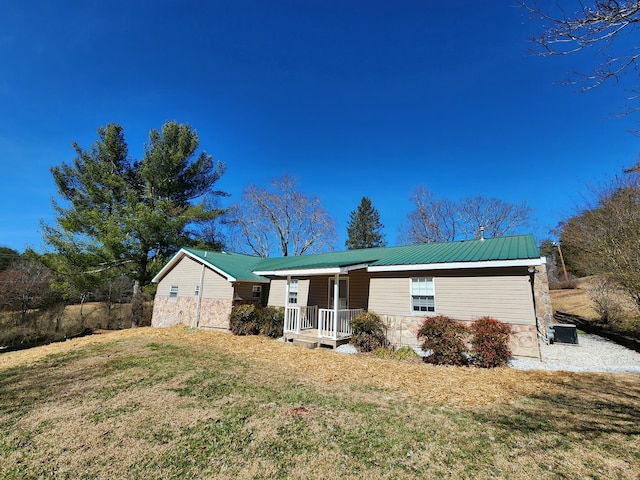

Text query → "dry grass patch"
[1,326,638,479]
[550,277,639,321]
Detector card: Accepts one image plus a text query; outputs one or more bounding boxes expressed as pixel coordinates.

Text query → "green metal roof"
[182,248,269,282]
[253,234,541,272]
[370,234,540,267]
[155,235,541,282]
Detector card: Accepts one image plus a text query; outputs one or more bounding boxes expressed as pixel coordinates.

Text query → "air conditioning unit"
[547,324,578,345]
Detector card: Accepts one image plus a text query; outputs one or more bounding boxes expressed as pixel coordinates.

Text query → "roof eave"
[254,263,370,277]
[367,257,545,273]
[152,248,238,283]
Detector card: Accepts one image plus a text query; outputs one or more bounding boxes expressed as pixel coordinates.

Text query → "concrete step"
[292,339,318,349]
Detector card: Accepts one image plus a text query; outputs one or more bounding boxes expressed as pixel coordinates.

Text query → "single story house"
[151,234,552,358]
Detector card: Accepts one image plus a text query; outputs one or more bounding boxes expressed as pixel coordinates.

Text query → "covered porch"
[283,305,364,348]
[253,262,370,349]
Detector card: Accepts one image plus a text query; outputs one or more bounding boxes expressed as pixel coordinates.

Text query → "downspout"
[195,256,206,328]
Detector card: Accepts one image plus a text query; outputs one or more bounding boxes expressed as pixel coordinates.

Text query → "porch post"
[284,275,291,333]
[333,273,339,340]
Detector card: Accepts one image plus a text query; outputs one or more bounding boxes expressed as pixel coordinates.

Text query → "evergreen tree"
[345,197,386,250]
[43,121,226,325]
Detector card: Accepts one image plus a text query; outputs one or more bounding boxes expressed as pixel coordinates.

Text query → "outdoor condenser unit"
[547,324,579,345]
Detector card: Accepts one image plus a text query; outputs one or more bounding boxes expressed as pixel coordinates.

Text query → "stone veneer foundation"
[382,315,541,359]
[151,296,232,330]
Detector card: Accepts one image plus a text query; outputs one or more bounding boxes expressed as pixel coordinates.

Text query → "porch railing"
[318,308,364,340]
[284,305,318,334]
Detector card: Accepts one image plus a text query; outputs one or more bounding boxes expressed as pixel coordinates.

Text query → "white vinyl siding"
[369,272,536,325]
[369,277,411,315]
[436,276,536,325]
[156,256,233,301]
[267,279,309,307]
[267,279,287,307]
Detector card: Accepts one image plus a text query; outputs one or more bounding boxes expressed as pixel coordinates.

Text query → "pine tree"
[43,121,227,325]
[345,197,386,250]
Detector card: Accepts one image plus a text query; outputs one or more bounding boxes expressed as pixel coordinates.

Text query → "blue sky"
[1,0,638,253]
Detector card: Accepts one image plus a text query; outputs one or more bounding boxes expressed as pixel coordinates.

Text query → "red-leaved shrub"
[470,316,512,368]
[417,315,469,366]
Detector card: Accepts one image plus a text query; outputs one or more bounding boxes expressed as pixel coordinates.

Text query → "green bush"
[256,306,284,338]
[393,345,420,361]
[229,304,258,336]
[350,311,388,352]
[417,315,469,366]
[371,346,394,359]
[469,316,512,368]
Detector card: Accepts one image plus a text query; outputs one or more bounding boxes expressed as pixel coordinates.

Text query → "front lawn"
[1,327,638,479]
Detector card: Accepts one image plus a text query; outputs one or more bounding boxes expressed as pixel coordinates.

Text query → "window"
[411,278,434,312]
[288,279,298,304]
[252,285,262,299]
[194,285,200,297]
[169,285,178,299]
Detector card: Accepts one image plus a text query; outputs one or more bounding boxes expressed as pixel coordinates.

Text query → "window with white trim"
[169,285,178,299]
[194,285,200,297]
[252,285,262,299]
[288,279,298,304]
[411,278,435,313]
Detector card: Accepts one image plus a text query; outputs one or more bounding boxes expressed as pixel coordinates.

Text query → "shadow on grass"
[473,374,640,438]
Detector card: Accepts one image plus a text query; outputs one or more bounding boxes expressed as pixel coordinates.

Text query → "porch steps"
[285,331,351,350]
[291,339,319,349]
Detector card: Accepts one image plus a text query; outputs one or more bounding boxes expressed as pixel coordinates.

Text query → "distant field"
[1,327,638,479]
[550,278,640,335]
[0,302,142,350]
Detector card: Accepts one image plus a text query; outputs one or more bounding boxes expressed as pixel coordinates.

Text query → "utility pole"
[554,242,568,281]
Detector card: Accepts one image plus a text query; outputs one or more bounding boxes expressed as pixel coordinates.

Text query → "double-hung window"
[411,278,434,313]
[252,285,262,299]
[169,285,179,300]
[288,279,298,305]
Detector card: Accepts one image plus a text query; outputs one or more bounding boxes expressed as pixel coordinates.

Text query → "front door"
[328,278,348,309]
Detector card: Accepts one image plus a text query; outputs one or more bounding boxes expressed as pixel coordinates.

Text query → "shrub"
[417,315,469,366]
[393,345,420,361]
[470,316,512,368]
[371,346,393,359]
[587,277,623,325]
[256,306,284,338]
[350,311,388,352]
[229,304,258,335]
[549,273,578,290]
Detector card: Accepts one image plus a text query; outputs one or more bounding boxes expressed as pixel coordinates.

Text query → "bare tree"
[559,162,640,309]
[400,188,532,244]
[228,176,337,257]
[400,187,457,244]
[522,1,640,117]
[457,195,533,239]
[0,257,54,326]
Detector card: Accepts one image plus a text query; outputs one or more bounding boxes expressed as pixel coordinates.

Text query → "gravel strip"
[509,333,640,373]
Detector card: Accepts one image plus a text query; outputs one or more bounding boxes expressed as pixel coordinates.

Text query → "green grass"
[0,334,638,479]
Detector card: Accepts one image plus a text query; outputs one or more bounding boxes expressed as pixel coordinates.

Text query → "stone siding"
[533,263,553,340]
[152,296,232,330]
[381,315,540,359]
